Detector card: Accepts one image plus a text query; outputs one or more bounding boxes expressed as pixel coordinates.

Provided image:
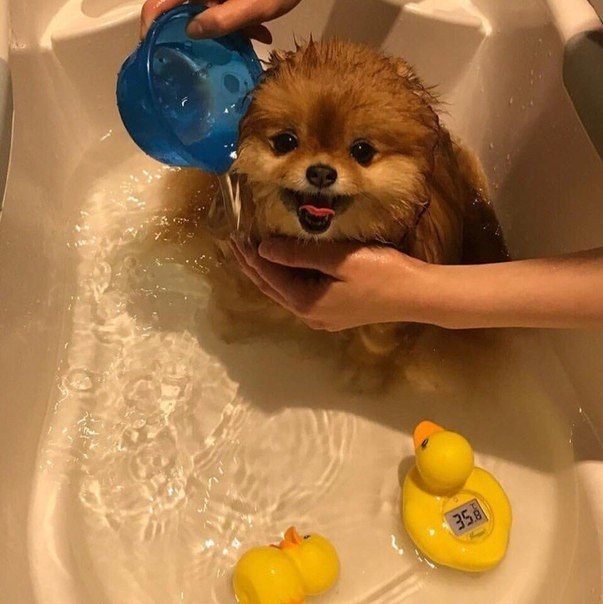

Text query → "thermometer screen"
[445,499,488,536]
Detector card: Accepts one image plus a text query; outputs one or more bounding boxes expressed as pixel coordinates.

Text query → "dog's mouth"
[298,203,335,234]
[283,189,351,235]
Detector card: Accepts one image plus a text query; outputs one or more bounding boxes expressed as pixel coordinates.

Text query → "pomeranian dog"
[185,39,507,388]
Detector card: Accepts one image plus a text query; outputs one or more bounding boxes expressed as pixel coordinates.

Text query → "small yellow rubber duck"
[233,526,339,604]
[402,420,512,572]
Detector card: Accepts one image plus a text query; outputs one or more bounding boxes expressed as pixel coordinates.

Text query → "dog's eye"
[271,132,298,155]
[350,140,376,166]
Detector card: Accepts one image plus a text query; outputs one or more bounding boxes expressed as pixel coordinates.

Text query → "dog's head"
[234,40,442,243]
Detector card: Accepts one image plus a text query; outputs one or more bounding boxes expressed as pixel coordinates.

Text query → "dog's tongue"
[299,204,335,217]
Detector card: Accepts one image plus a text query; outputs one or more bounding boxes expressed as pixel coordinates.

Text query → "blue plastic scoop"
[116,5,263,225]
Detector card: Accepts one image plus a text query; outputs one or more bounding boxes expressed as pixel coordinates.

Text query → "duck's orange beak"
[413,420,444,450]
[278,526,303,550]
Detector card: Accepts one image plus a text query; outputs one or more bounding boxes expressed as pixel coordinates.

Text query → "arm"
[140,0,301,41]
[231,237,603,331]
[421,249,603,329]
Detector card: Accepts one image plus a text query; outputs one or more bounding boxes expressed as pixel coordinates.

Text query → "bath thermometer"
[116,5,263,228]
[402,421,512,572]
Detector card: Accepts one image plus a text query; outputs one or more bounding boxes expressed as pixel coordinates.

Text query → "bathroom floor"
[31,134,596,603]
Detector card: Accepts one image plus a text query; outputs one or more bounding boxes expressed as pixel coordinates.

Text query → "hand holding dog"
[140,0,301,42]
[233,239,603,330]
[230,238,432,331]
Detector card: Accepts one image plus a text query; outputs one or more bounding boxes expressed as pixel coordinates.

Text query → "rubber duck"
[402,420,512,572]
[233,526,340,604]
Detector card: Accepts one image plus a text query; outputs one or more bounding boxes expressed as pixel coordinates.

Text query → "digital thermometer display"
[445,498,488,536]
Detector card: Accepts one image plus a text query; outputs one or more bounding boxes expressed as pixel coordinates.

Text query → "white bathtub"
[1,0,603,602]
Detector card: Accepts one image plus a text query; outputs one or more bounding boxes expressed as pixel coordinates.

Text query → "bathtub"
[1,0,603,602]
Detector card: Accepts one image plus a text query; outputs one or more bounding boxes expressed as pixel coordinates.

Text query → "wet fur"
[184,40,507,388]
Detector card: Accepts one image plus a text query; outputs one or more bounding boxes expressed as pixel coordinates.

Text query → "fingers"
[141,0,278,42]
[258,238,360,278]
[140,0,186,39]
[186,0,253,39]
[185,0,295,39]
[231,237,332,316]
[229,240,291,309]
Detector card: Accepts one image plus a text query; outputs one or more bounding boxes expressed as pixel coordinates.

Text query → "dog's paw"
[338,323,419,393]
[339,358,395,394]
[206,300,254,343]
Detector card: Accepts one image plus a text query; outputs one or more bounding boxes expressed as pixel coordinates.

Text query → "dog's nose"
[306,164,337,188]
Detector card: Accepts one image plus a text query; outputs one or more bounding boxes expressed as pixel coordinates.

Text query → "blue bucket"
[116,5,263,173]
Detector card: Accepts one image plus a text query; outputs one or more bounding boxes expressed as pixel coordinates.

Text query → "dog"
[174,39,507,388]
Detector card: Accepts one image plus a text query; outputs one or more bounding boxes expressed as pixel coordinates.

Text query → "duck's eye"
[350,140,376,166]
[303,535,311,540]
[271,132,298,155]
[420,438,429,449]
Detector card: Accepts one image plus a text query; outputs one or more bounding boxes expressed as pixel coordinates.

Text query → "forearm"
[412,248,603,329]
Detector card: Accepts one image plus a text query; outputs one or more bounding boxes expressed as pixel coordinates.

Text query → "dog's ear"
[263,47,297,81]
[266,35,309,70]
[267,48,293,67]
[266,36,316,71]
[390,57,439,106]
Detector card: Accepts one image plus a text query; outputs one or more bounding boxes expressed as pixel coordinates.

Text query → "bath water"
[31,135,595,604]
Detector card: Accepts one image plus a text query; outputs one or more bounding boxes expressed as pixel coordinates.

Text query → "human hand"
[230,237,431,331]
[140,0,302,42]
[231,238,603,331]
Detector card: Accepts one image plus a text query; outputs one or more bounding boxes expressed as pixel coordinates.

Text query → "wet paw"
[339,358,395,393]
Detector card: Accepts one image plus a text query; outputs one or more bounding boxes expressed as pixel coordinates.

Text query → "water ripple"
[32,150,584,604]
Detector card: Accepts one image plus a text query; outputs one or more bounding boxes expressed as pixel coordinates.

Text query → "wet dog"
[178,39,507,388]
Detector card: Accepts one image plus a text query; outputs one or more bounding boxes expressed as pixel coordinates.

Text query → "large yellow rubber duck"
[402,420,512,572]
[233,526,339,603]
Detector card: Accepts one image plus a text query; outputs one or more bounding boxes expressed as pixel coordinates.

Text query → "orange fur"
[182,40,507,388]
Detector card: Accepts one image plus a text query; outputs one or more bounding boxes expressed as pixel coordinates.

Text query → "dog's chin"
[282,188,353,236]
